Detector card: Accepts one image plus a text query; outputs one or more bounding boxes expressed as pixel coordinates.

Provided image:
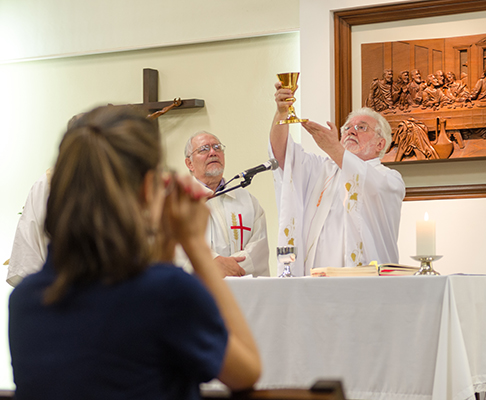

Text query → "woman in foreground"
[8,106,261,399]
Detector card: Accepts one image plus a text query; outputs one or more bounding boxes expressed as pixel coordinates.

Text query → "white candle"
[416,212,436,256]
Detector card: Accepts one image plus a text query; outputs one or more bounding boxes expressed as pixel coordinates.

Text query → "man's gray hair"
[184,130,222,158]
[341,107,392,159]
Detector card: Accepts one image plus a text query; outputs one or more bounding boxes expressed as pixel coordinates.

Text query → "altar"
[216,275,486,400]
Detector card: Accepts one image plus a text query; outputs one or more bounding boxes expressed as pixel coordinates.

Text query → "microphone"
[234,159,279,179]
[212,159,279,198]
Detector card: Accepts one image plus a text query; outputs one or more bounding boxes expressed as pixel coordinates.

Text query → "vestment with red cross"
[230,214,252,251]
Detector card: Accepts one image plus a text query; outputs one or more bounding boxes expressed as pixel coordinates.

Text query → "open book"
[310,263,420,277]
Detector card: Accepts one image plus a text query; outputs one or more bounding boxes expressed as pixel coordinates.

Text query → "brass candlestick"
[277,72,308,125]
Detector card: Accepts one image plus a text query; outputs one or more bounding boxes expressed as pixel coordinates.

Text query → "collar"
[344,150,382,166]
[195,177,225,192]
[366,157,381,166]
[201,177,239,200]
[193,177,239,199]
[214,178,226,193]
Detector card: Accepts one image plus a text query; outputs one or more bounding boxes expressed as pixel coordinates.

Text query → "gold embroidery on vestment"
[231,213,238,241]
[283,218,296,246]
[350,241,363,266]
[345,174,360,213]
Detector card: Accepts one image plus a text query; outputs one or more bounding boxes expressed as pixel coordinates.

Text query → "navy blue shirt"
[9,252,228,400]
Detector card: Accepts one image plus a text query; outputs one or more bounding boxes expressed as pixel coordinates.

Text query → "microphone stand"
[211,175,254,198]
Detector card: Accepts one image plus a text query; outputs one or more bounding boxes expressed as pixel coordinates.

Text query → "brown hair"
[44,106,161,304]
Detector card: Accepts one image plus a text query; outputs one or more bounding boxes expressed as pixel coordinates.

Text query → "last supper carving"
[362,33,486,163]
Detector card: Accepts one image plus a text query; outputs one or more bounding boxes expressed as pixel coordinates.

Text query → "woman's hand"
[159,174,211,252]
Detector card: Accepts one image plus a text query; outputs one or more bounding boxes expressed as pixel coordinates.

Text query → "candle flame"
[424,212,429,221]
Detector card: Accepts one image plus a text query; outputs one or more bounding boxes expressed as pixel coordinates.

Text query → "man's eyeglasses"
[189,143,226,157]
[343,123,372,133]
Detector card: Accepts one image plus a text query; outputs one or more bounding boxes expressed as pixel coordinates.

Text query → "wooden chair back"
[201,380,346,400]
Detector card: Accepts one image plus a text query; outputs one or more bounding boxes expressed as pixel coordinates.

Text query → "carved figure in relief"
[443,72,452,90]
[435,70,446,88]
[392,70,411,111]
[421,74,453,110]
[146,98,182,120]
[392,119,439,161]
[444,71,472,107]
[408,69,426,107]
[470,68,486,104]
[366,69,395,112]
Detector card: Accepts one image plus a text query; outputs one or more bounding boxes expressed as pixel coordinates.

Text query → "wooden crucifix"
[131,68,204,118]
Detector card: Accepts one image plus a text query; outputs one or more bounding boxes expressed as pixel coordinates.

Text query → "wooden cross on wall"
[131,68,204,116]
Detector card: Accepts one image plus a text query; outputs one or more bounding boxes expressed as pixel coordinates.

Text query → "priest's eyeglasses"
[343,123,372,133]
[190,143,226,157]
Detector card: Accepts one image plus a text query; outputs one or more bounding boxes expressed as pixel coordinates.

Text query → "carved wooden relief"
[362,34,486,163]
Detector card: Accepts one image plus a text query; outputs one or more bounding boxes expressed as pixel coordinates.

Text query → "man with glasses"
[181,131,270,277]
[269,82,405,276]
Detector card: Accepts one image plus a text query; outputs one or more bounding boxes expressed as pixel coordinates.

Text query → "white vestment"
[176,186,270,277]
[271,136,405,276]
[7,172,51,286]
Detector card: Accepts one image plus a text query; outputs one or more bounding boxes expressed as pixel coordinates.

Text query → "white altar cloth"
[221,275,486,400]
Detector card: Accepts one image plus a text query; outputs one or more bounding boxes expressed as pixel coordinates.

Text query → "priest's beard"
[205,165,224,177]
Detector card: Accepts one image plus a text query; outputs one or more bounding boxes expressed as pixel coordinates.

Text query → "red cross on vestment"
[230,213,251,251]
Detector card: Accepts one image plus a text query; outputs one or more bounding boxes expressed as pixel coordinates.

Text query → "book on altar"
[310,264,379,277]
[311,262,420,277]
[377,263,420,276]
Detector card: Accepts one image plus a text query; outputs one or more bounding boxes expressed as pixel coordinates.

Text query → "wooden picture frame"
[334,0,486,200]
[404,184,486,201]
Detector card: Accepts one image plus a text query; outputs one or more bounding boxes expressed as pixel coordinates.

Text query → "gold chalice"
[277,72,308,125]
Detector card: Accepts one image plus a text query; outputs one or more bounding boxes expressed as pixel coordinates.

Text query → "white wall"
[0,0,298,62]
[399,198,486,275]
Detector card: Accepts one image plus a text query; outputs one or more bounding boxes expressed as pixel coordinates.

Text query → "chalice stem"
[287,105,297,119]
